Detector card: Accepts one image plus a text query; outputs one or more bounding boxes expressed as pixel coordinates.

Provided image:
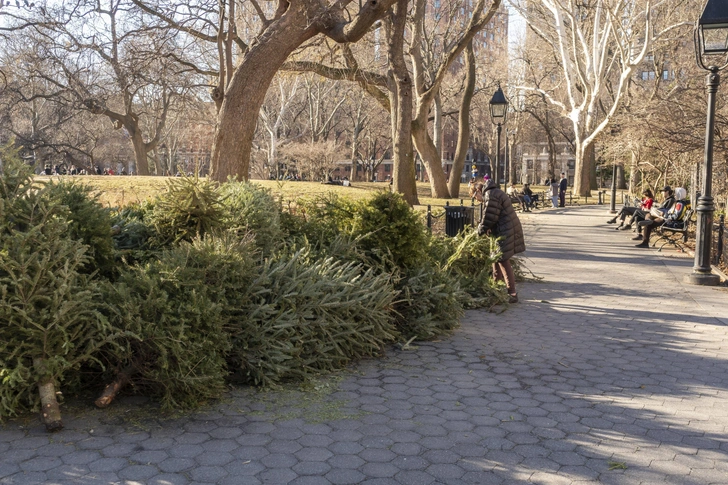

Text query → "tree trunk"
[130,127,150,176]
[573,140,594,197]
[629,150,640,195]
[509,136,517,184]
[34,358,63,432]
[448,41,476,199]
[411,119,450,198]
[547,133,557,179]
[389,0,419,206]
[587,143,597,193]
[433,93,443,163]
[210,10,317,182]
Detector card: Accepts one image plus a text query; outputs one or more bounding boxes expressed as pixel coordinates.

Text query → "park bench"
[651,209,695,253]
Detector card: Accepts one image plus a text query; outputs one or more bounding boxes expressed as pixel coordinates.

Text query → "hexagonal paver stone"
[148,472,190,485]
[298,434,334,448]
[174,432,210,445]
[3,471,49,483]
[292,461,332,476]
[196,451,234,466]
[189,465,228,482]
[88,457,129,473]
[426,463,466,481]
[46,464,89,481]
[77,437,114,450]
[258,468,298,483]
[361,462,399,478]
[325,468,367,485]
[266,439,303,454]
[290,477,334,485]
[394,470,437,485]
[119,464,160,481]
[130,450,168,464]
[260,453,298,468]
[209,427,243,440]
[295,447,334,462]
[358,448,396,463]
[19,456,62,472]
[327,441,363,455]
[159,457,196,473]
[327,454,366,469]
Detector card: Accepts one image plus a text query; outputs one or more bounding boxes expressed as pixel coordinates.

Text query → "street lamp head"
[696,0,728,70]
[489,85,508,125]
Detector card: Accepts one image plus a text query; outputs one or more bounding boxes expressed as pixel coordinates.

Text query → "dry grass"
[36,175,478,209]
[36,174,610,209]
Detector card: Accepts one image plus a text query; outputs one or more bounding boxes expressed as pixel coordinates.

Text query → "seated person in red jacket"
[608,188,654,229]
[629,186,676,240]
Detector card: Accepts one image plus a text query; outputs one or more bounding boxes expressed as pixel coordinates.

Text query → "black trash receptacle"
[444,206,474,237]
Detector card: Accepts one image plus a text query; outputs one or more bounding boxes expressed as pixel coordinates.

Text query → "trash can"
[444,206,474,237]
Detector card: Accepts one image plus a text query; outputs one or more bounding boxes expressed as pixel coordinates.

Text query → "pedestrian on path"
[559,172,567,207]
[475,178,526,303]
[549,177,559,208]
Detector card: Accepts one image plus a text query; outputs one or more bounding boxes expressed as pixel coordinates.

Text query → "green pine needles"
[0,155,514,431]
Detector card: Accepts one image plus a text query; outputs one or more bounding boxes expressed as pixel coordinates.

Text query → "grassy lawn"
[36,175,480,209]
[36,175,614,210]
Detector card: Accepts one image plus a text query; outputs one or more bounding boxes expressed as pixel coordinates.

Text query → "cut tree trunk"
[34,358,63,432]
[95,371,132,409]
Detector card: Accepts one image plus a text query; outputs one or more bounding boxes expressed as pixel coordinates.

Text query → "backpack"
[665,200,689,224]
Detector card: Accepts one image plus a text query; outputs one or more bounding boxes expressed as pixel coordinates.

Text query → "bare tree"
[513,0,687,196]
[282,140,343,181]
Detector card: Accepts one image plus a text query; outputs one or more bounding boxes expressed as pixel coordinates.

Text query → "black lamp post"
[609,161,617,213]
[686,0,728,286]
[489,85,508,185]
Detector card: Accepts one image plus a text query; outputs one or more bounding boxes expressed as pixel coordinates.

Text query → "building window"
[567,160,575,169]
[662,70,669,80]
[384,164,391,173]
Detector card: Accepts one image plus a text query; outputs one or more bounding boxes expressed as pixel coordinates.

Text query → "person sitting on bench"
[635,187,688,248]
[522,184,536,208]
[507,184,531,212]
[608,188,654,229]
[629,186,676,240]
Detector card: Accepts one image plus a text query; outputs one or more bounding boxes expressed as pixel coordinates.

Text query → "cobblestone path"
[1,206,727,484]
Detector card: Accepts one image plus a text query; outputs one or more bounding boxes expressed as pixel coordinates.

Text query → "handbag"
[650,207,666,219]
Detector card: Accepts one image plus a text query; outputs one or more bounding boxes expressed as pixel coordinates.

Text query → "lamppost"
[686,0,728,286]
[609,161,617,214]
[489,85,508,185]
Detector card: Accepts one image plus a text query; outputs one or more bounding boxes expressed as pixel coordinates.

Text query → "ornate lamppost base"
[684,272,721,286]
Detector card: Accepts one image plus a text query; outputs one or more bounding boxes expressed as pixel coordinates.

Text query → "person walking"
[474,178,526,303]
[549,177,560,208]
[559,172,567,207]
